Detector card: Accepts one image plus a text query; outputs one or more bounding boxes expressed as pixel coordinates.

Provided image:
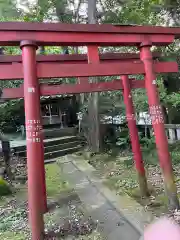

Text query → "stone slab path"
[59,156,146,240]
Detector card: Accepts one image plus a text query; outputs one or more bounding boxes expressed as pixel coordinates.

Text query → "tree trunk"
[88,0,97,24]
[87,0,101,152]
[0,133,12,182]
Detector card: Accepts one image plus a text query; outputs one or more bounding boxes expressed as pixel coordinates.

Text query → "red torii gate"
[0,22,180,239]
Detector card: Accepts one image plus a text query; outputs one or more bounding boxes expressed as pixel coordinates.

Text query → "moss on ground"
[0,162,102,239]
[45,163,71,197]
[0,231,26,240]
[44,163,103,239]
[0,178,12,196]
[76,232,102,240]
[0,163,71,240]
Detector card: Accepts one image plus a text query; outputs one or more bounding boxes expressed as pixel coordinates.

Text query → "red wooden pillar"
[122,75,149,197]
[21,42,48,214]
[140,42,179,209]
[20,40,45,240]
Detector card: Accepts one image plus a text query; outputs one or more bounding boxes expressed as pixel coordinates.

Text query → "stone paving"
[59,157,143,240]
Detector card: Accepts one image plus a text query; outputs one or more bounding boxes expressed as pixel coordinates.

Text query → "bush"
[0,100,25,133]
[140,136,155,150]
[0,178,12,196]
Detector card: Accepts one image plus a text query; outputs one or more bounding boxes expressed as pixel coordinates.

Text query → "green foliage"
[166,92,180,107]
[115,178,138,191]
[0,100,25,132]
[116,136,130,147]
[0,231,25,240]
[0,207,26,232]
[0,178,12,196]
[132,89,149,113]
[99,91,125,115]
[102,0,164,25]
[4,47,21,55]
[171,151,180,165]
[0,0,20,18]
[140,135,156,149]
[106,171,138,195]
[116,127,130,148]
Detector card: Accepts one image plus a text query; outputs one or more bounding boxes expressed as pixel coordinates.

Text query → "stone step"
[45,141,80,153]
[12,136,78,153]
[16,140,80,157]
[19,146,82,162]
[45,136,79,147]
[44,146,82,160]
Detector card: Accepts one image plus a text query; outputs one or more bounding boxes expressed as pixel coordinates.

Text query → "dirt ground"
[1,144,180,239]
[82,148,180,223]
[0,156,103,240]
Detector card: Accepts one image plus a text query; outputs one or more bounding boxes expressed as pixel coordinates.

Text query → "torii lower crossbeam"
[1,80,145,99]
[0,61,177,80]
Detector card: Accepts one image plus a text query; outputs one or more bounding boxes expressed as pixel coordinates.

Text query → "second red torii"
[0,52,177,99]
[1,79,144,99]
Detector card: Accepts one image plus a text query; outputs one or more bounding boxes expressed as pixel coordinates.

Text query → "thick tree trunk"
[2,140,12,181]
[0,132,12,181]
[88,0,97,24]
[87,0,101,152]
